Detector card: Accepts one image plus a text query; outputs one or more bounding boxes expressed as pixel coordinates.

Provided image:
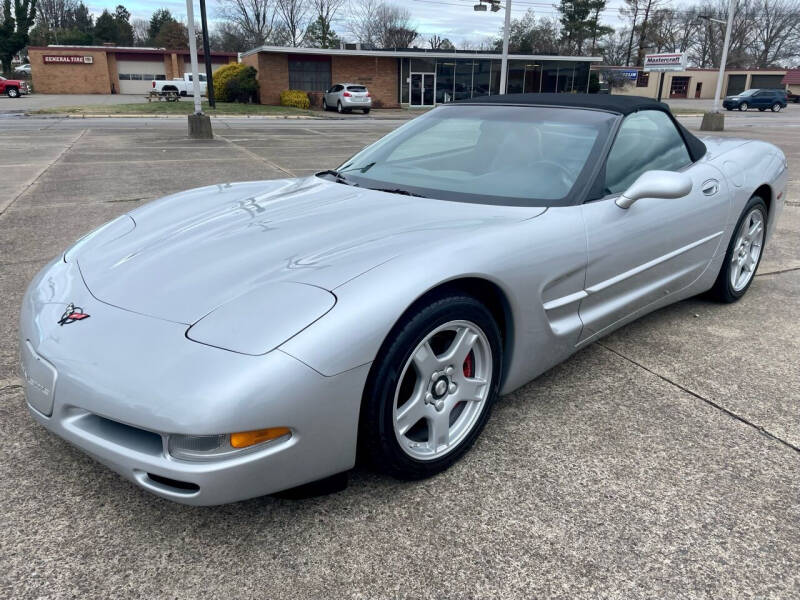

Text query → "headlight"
[186,282,335,355]
[168,427,291,462]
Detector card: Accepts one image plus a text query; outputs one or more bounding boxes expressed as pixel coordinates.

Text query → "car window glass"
[347,85,367,92]
[335,105,613,205]
[604,110,692,195]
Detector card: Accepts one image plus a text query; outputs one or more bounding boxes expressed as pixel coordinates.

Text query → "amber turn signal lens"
[230,427,291,449]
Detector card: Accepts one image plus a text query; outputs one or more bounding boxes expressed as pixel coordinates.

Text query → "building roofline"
[28,45,237,57]
[242,44,602,62]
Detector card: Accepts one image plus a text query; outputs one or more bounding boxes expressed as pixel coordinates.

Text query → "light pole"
[185,0,213,138]
[699,0,735,131]
[475,0,510,95]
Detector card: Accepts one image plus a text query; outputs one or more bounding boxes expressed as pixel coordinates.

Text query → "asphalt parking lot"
[1,109,799,599]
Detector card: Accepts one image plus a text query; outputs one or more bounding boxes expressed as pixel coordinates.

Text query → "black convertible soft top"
[458,92,707,161]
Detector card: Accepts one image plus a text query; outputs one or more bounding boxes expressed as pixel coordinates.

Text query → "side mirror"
[616,170,693,209]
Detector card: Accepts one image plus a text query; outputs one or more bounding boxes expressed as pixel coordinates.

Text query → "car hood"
[77,177,542,324]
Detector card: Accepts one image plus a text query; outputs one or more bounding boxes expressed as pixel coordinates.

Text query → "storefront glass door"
[410,73,436,106]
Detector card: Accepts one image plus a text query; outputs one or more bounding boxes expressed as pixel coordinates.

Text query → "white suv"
[322,83,372,114]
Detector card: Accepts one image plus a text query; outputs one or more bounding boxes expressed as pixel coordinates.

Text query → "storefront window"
[397,56,590,103]
[288,55,331,91]
[490,61,501,95]
[436,61,455,103]
[400,58,409,103]
[473,60,491,97]
[454,60,474,100]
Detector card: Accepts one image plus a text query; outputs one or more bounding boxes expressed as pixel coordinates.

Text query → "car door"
[578,110,730,343]
[753,90,769,109]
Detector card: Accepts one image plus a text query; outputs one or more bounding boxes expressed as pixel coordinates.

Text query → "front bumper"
[20,258,370,505]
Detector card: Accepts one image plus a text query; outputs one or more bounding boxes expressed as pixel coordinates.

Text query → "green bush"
[280,89,310,109]
[212,63,258,103]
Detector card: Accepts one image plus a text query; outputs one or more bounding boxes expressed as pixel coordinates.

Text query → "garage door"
[750,74,785,90]
[726,74,746,95]
[117,59,167,95]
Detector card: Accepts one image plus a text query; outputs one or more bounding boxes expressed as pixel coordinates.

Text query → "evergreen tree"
[114,5,133,45]
[93,10,119,43]
[304,15,340,48]
[147,8,175,45]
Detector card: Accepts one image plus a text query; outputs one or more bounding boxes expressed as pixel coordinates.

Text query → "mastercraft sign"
[43,55,93,64]
[643,53,687,72]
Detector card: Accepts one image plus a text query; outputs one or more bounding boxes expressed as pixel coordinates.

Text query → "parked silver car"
[19,94,787,505]
[322,83,372,113]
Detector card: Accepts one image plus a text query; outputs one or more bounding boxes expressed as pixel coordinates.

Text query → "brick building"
[28,45,237,95]
[594,65,789,99]
[242,46,600,108]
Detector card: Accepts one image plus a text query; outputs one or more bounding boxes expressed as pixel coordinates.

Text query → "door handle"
[702,179,719,196]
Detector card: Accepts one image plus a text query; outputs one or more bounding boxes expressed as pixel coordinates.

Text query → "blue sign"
[620,70,639,81]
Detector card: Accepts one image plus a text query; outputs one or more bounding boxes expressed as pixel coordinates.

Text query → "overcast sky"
[85,0,626,48]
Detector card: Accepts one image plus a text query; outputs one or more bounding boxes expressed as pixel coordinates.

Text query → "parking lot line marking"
[216,133,295,177]
[0,128,87,217]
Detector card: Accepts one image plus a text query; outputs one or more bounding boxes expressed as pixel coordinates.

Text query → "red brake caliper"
[463,351,475,378]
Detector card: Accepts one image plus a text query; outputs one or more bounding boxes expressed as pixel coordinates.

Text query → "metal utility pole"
[199,0,215,108]
[711,7,734,114]
[186,0,202,115]
[499,0,511,94]
[475,0,511,94]
[699,4,734,131]
[185,0,213,138]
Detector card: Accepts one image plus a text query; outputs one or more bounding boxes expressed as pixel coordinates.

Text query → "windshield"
[739,89,757,97]
[332,104,615,206]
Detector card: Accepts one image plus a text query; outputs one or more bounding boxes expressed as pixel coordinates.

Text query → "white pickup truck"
[150,73,207,100]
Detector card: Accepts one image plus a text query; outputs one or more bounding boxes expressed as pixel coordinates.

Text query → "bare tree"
[276,0,311,46]
[132,17,149,45]
[36,0,77,30]
[748,0,800,67]
[216,0,281,47]
[600,29,632,65]
[345,0,417,48]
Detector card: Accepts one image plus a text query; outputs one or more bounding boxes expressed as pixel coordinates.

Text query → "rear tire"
[363,108,370,114]
[359,293,502,480]
[708,196,768,303]
[337,101,343,113]
[771,103,782,112]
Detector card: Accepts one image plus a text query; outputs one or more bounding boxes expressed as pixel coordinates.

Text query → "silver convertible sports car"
[20,94,787,505]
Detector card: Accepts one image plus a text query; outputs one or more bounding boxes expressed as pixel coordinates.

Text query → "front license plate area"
[20,341,57,416]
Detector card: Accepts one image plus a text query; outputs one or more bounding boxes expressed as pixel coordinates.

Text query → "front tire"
[739,102,748,111]
[359,294,502,480]
[709,196,767,303]
[322,98,328,111]
[6,87,19,98]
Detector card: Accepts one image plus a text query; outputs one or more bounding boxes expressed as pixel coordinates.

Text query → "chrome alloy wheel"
[393,320,492,461]
[730,207,765,292]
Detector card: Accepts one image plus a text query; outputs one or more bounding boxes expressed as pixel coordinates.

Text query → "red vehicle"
[0,75,30,98]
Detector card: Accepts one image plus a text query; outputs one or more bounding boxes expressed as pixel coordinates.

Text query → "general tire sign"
[43,55,94,64]
[643,53,687,72]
